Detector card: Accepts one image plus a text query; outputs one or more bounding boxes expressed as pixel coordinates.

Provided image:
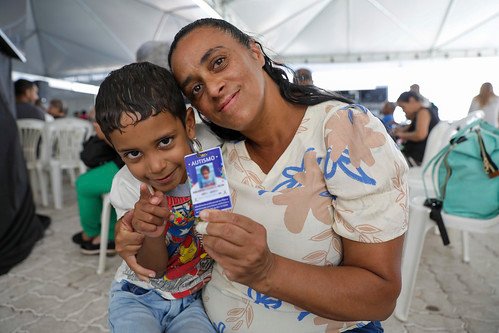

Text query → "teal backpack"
[423,119,499,244]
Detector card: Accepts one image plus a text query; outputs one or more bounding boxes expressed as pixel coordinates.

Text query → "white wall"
[296,56,499,123]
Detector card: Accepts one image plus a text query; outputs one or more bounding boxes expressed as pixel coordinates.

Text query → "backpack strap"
[423,199,450,245]
[476,128,499,178]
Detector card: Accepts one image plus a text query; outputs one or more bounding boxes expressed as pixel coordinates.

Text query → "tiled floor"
[1,184,498,332]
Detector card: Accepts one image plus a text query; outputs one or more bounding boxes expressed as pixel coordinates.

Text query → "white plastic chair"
[395,196,499,321]
[407,110,485,198]
[45,118,94,209]
[406,121,451,198]
[16,119,49,207]
[97,193,112,274]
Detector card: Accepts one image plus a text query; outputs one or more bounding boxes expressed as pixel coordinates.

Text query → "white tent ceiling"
[1,0,498,83]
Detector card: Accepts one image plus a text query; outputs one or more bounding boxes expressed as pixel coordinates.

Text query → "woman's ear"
[249,40,265,67]
[185,107,196,140]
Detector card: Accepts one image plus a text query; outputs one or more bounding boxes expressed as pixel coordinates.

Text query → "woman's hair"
[476,82,495,107]
[397,91,422,103]
[168,18,352,141]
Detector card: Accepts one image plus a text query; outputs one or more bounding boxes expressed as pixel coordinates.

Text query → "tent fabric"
[0,0,498,82]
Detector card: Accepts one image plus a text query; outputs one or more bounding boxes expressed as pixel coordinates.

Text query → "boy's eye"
[158,137,173,148]
[124,150,142,160]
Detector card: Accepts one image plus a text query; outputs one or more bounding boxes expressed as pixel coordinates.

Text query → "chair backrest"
[420,110,486,168]
[45,118,94,167]
[16,119,47,167]
[420,121,452,167]
[446,110,485,138]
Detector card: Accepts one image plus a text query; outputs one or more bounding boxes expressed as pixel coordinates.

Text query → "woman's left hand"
[197,209,275,291]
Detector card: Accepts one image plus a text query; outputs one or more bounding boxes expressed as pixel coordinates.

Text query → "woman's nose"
[206,77,225,98]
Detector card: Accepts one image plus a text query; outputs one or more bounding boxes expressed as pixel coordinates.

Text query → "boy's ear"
[185,107,196,140]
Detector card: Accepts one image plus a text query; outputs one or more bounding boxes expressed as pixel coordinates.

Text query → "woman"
[47,99,66,118]
[469,82,499,128]
[394,91,439,166]
[116,18,408,332]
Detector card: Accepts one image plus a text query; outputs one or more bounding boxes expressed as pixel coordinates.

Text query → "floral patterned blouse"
[203,101,409,333]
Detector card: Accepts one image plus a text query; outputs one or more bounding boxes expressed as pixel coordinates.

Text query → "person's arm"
[197,210,403,321]
[396,109,431,142]
[110,166,164,280]
[132,184,170,277]
[115,213,155,281]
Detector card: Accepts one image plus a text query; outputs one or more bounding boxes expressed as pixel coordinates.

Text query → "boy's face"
[109,108,196,192]
[202,168,210,180]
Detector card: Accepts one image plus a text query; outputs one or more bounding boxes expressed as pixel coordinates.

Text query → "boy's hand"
[115,210,155,282]
[132,183,170,238]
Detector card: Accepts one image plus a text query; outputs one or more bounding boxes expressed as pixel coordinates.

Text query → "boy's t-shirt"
[111,174,213,300]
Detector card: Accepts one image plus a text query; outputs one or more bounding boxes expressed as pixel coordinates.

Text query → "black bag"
[80,136,118,169]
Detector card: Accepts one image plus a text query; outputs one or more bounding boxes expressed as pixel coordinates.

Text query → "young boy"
[95,62,215,333]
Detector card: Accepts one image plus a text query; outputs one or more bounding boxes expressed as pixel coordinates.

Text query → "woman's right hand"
[115,210,156,281]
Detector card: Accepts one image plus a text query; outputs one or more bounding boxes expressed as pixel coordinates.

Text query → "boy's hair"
[95,62,187,141]
[200,165,210,173]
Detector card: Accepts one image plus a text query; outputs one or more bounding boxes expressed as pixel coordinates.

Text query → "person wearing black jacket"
[0,93,50,274]
[73,109,124,254]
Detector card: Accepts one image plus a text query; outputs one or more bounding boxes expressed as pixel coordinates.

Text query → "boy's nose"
[147,156,166,174]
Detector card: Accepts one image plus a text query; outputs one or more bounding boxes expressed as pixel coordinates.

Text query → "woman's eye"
[213,57,224,68]
[124,151,142,160]
[191,84,202,97]
[159,137,173,148]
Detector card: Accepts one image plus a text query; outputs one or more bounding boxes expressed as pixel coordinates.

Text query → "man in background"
[14,79,46,120]
[294,68,314,86]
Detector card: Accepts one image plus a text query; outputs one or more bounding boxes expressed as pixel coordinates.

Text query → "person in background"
[293,67,314,85]
[72,108,124,255]
[469,82,499,128]
[47,99,66,118]
[79,110,88,120]
[380,101,397,132]
[1,85,50,275]
[409,83,439,117]
[394,91,440,166]
[14,79,46,121]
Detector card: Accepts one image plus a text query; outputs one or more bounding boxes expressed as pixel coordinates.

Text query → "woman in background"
[469,82,499,128]
[394,91,440,166]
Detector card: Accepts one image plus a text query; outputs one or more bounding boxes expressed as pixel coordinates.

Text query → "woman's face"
[170,27,266,133]
[397,97,421,118]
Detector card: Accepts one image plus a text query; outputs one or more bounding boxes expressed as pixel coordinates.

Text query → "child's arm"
[132,184,170,278]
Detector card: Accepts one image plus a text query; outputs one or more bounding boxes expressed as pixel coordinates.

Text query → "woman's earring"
[190,137,203,155]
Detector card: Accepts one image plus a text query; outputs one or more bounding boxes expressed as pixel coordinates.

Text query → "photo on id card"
[184,146,232,217]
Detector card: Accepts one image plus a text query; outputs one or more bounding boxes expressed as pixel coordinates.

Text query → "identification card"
[184,146,232,217]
